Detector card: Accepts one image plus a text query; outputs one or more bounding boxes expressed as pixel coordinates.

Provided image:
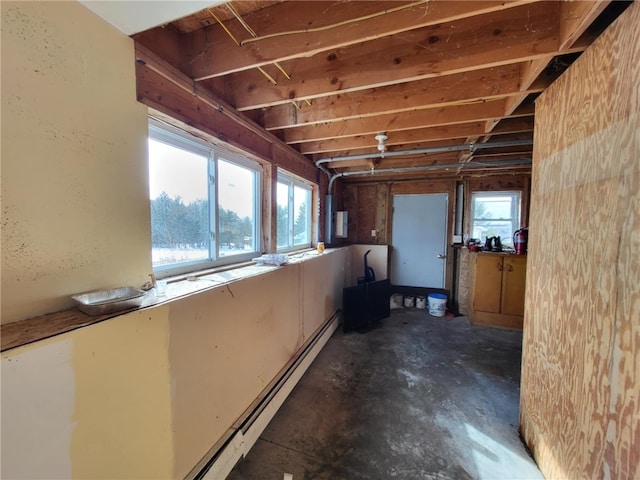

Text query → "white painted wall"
[78,1,223,35]
[1,1,150,324]
[0,249,350,479]
[1,340,76,478]
[0,4,388,478]
[350,244,389,286]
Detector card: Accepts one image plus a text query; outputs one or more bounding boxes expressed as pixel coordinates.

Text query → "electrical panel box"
[335,211,348,238]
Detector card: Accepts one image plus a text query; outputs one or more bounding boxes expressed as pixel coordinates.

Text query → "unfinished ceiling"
[133,0,628,182]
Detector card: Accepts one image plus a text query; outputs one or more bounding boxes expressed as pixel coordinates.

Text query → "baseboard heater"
[189,310,341,480]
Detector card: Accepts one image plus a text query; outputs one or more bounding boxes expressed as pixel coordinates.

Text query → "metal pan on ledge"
[71,286,147,315]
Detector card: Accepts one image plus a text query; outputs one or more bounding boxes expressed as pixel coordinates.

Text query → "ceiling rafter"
[262,64,546,130]
[484,0,608,134]
[299,117,535,155]
[210,2,570,111]
[132,0,626,181]
[182,0,537,80]
[282,102,535,145]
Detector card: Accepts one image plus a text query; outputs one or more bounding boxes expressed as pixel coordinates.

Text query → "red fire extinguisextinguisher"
[514,228,528,255]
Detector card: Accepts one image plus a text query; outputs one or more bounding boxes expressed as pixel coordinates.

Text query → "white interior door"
[391,194,448,288]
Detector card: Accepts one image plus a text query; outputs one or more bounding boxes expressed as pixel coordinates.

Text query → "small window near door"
[471,192,521,247]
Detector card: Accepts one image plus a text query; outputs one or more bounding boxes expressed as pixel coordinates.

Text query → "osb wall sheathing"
[457,248,472,315]
[520,3,640,479]
[342,183,389,244]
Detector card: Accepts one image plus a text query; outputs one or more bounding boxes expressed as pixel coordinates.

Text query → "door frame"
[390,193,449,288]
[388,181,456,296]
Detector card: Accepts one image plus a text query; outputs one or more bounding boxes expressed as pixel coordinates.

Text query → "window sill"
[1,248,333,352]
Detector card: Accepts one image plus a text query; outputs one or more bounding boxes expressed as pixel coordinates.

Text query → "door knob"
[437,254,446,259]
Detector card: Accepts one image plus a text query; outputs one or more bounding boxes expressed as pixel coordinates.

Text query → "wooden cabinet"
[471,253,527,329]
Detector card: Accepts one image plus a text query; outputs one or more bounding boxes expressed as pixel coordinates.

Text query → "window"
[471,192,521,247]
[148,121,261,275]
[277,170,312,251]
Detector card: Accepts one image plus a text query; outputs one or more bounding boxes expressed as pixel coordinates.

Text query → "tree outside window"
[471,192,521,246]
[277,171,312,251]
[148,122,261,275]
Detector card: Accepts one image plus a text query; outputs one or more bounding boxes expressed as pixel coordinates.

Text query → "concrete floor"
[227,309,543,480]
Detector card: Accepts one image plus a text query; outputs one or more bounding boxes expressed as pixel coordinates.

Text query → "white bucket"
[427,293,447,317]
[403,296,415,308]
[416,296,427,309]
[390,294,404,309]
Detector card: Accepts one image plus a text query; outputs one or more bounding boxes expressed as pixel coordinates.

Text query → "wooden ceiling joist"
[484,0,607,133]
[282,101,535,145]
[183,0,537,81]
[301,117,534,155]
[132,0,623,181]
[219,2,579,111]
[262,64,545,130]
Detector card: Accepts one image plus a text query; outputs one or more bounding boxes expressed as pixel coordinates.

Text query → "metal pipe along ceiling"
[315,139,533,166]
[317,138,533,244]
[326,158,532,191]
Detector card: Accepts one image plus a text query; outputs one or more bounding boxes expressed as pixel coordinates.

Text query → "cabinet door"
[472,255,503,313]
[501,256,527,316]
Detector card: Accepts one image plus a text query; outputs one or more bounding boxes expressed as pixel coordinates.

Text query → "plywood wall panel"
[457,248,472,315]
[356,184,378,242]
[520,3,640,479]
[375,183,390,244]
[341,183,389,244]
[468,175,526,191]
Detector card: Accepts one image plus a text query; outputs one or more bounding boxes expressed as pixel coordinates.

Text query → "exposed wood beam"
[326,150,463,170]
[339,162,532,183]
[312,133,533,161]
[284,101,535,144]
[133,43,317,181]
[133,23,183,70]
[184,0,537,80]
[128,0,617,184]
[559,0,610,50]
[218,2,572,111]
[300,117,534,155]
[285,100,509,144]
[366,159,379,171]
[302,123,486,155]
[263,64,546,130]
[469,152,532,162]
[335,155,532,175]
[491,117,535,135]
[312,137,471,161]
[485,1,608,133]
[327,159,373,170]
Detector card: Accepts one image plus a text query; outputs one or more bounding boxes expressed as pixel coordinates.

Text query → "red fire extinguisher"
[514,228,528,255]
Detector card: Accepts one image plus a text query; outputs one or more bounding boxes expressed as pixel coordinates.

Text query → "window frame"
[276,169,313,252]
[470,191,521,247]
[148,120,262,277]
